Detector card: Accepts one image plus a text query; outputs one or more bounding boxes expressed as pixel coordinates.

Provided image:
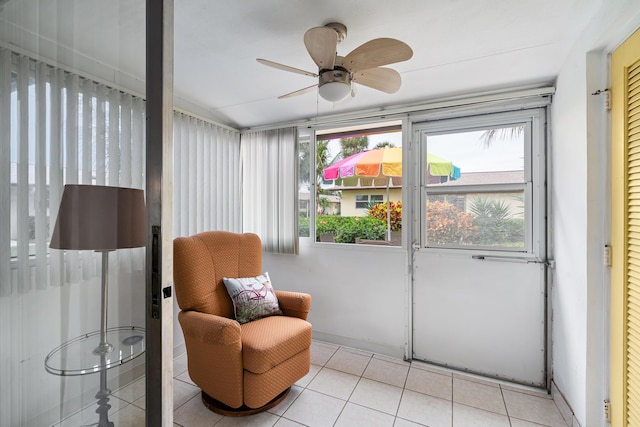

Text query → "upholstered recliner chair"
[173,231,312,414]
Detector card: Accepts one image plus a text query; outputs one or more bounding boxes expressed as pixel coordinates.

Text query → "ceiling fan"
[257,22,413,102]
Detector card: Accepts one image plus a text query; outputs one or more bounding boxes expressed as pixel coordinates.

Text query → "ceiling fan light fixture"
[318,69,351,102]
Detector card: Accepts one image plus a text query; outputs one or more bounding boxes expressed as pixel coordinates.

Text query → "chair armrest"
[177,310,244,408]
[178,310,241,345]
[275,290,312,320]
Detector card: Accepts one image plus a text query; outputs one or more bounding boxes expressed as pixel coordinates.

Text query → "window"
[417,109,545,253]
[355,194,384,209]
[314,121,403,245]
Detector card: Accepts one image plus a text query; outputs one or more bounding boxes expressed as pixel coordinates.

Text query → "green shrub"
[298,216,310,237]
[468,198,524,246]
[316,215,386,243]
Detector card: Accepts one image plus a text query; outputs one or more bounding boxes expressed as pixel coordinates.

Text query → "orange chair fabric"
[174,231,312,410]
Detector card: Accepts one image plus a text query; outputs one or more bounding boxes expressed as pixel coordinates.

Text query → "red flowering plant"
[426,200,475,245]
[367,200,402,231]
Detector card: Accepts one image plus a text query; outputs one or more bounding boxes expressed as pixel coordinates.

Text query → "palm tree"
[479,126,524,148]
[316,140,330,213]
[340,136,368,157]
[374,141,396,149]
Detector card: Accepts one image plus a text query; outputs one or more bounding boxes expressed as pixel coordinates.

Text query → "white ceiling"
[0,0,603,129]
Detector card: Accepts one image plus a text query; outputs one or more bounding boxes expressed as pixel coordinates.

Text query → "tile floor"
[60,340,570,427]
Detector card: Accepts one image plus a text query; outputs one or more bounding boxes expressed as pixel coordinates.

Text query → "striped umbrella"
[323,147,458,239]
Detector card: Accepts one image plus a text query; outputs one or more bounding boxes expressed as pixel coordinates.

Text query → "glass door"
[0,1,171,425]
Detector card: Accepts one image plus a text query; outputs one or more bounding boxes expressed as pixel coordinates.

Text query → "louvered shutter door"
[612,27,640,427]
[627,57,640,425]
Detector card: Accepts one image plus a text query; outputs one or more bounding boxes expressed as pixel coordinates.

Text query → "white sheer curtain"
[240,127,299,254]
[173,112,241,237]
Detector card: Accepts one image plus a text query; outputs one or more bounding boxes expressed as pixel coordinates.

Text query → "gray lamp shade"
[50,185,146,251]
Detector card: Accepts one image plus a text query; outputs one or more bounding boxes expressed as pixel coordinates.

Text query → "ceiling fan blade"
[277,84,318,99]
[256,58,318,77]
[304,26,337,70]
[342,38,413,73]
[352,67,402,93]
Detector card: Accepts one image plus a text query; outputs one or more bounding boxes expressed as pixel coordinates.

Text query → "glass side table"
[45,326,146,427]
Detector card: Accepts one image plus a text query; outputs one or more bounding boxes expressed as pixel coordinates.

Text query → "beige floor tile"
[397,389,452,427]
[174,353,188,377]
[173,393,222,427]
[132,395,145,410]
[503,389,568,427]
[452,372,504,388]
[453,377,506,414]
[410,360,455,376]
[393,418,427,426]
[176,369,196,386]
[405,367,452,400]
[363,357,410,388]
[349,377,403,415]
[268,385,304,416]
[169,342,570,427]
[174,378,201,410]
[325,347,372,376]
[294,363,321,387]
[510,418,552,427]
[282,389,346,427]
[373,353,411,367]
[310,341,339,366]
[58,395,128,427]
[112,376,146,403]
[109,402,146,426]
[334,402,395,427]
[274,418,307,426]
[501,383,552,398]
[214,411,280,426]
[307,367,360,400]
[453,403,510,427]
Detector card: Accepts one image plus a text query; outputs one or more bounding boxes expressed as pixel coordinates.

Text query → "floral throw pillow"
[222,272,283,324]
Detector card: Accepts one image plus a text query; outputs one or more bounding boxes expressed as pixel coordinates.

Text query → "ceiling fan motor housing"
[318,67,351,102]
[319,67,350,85]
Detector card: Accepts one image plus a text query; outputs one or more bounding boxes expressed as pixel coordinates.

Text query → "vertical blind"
[0,48,146,296]
[1,45,299,299]
[241,127,299,254]
[173,112,241,237]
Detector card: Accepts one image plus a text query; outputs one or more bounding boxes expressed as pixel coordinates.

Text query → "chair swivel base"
[201,388,290,417]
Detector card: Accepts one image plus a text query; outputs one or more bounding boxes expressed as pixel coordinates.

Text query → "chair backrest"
[173,231,262,318]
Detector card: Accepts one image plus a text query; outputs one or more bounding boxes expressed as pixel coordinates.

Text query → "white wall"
[551,1,640,425]
[264,238,409,358]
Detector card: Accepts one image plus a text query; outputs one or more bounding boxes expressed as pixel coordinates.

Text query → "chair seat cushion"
[240,315,312,374]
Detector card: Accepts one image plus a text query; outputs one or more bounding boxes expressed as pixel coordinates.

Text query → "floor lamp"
[48,184,146,427]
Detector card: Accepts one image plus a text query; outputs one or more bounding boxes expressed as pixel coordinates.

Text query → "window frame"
[355,194,384,209]
[307,119,406,246]
[413,108,546,256]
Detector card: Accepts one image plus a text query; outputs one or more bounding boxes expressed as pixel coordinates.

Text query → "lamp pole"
[94,250,114,427]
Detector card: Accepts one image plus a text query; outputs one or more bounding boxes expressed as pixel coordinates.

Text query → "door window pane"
[423,124,528,250]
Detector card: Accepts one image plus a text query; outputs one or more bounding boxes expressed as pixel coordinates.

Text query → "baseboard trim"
[311,331,405,359]
[551,380,581,427]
